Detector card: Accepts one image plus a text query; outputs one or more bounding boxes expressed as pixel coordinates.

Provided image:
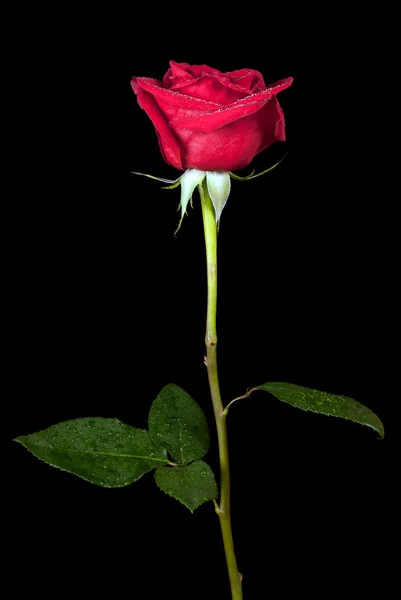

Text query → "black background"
[8,9,396,600]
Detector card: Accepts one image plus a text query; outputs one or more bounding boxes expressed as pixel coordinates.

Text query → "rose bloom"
[131,61,293,172]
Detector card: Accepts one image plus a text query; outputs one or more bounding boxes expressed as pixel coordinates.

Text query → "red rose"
[131,61,293,172]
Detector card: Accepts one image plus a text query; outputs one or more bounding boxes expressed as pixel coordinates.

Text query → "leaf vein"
[49,447,168,462]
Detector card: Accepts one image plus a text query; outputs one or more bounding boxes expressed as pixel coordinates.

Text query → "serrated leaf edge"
[154,460,217,513]
[256,383,385,438]
[14,436,152,488]
[148,383,211,465]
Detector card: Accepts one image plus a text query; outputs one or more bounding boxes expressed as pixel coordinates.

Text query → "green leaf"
[15,418,169,487]
[148,383,210,465]
[254,382,384,438]
[155,460,218,512]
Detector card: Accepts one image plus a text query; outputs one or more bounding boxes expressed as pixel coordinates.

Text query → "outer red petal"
[131,77,183,170]
[135,77,222,109]
[173,96,289,171]
[254,95,287,151]
[170,99,267,133]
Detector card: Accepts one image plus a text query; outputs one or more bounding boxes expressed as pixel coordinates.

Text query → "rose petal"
[230,78,293,106]
[224,68,266,93]
[169,77,293,133]
[190,64,223,78]
[254,96,287,150]
[170,98,268,133]
[131,77,183,169]
[273,98,286,141]
[165,65,262,100]
[169,61,193,79]
[135,77,222,109]
[163,61,194,88]
[173,76,248,105]
[172,97,288,171]
[211,77,292,109]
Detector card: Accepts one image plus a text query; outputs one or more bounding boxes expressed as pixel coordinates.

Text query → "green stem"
[199,180,243,600]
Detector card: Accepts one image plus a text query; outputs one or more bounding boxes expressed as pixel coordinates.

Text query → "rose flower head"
[132,61,293,228]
